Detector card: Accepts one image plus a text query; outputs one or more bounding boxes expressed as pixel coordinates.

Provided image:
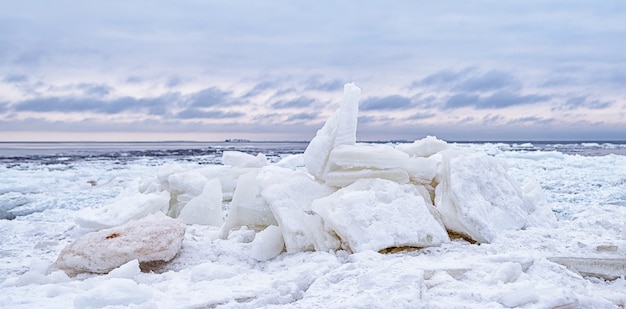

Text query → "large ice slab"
[75,190,170,230]
[328,144,409,170]
[259,166,339,252]
[248,225,285,261]
[304,83,361,180]
[435,149,528,243]
[222,151,268,168]
[177,178,224,226]
[53,213,185,276]
[312,178,450,252]
[396,135,450,157]
[220,170,278,238]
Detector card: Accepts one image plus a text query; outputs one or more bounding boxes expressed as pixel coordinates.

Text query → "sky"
[1,1,625,142]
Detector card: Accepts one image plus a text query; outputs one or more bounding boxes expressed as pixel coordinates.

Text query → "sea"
[0,140,625,165]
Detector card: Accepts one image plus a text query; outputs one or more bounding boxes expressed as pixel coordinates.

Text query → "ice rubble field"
[1,85,626,308]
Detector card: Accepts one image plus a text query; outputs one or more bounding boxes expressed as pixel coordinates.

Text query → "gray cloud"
[303,77,344,92]
[271,97,315,109]
[416,68,521,93]
[417,67,476,88]
[3,73,28,83]
[444,91,549,109]
[507,116,554,126]
[13,94,178,115]
[560,96,613,110]
[406,112,435,120]
[188,87,236,108]
[166,76,182,88]
[244,81,279,98]
[361,95,413,111]
[76,83,112,97]
[444,93,480,109]
[454,70,521,92]
[286,112,315,122]
[176,109,244,119]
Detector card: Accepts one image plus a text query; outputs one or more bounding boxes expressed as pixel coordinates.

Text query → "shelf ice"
[64,83,555,272]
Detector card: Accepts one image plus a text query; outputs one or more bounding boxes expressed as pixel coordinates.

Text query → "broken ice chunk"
[395,135,449,157]
[249,225,285,261]
[312,178,449,253]
[220,170,278,239]
[328,144,409,170]
[259,166,339,252]
[75,191,170,230]
[323,168,409,187]
[304,83,361,180]
[435,149,527,243]
[177,178,224,226]
[222,151,268,168]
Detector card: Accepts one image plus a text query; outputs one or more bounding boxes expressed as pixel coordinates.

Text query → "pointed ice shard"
[304,83,361,180]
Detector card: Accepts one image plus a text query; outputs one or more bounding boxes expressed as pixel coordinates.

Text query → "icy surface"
[1,145,626,308]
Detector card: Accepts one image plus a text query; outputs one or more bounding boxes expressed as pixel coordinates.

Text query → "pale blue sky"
[1,1,625,141]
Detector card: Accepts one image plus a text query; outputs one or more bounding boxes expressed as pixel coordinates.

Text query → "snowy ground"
[1,145,626,308]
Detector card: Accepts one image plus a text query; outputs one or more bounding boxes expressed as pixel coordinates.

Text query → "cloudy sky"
[1,1,625,141]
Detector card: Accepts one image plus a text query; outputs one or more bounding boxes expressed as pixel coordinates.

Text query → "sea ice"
[249,225,285,261]
[74,190,170,230]
[177,178,224,226]
[328,144,409,170]
[312,178,450,252]
[395,135,450,157]
[435,149,528,243]
[221,151,268,168]
[259,166,339,252]
[304,83,361,181]
[52,213,186,275]
[220,170,278,238]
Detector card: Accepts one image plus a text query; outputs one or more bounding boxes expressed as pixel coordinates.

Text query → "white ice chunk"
[165,171,210,217]
[396,135,450,157]
[167,171,208,196]
[107,259,141,279]
[220,170,278,238]
[275,153,305,170]
[304,83,361,180]
[435,149,528,243]
[522,180,557,228]
[259,166,339,252]
[312,178,450,252]
[401,156,440,185]
[222,151,268,168]
[323,168,409,187]
[328,144,409,169]
[194,165,254,201]
[249,225,285,261]
[75,191,170,230]
[54,213,185,275]
[177,178,224,226]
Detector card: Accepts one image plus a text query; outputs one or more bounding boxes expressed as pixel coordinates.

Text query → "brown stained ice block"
[548,257,626,280]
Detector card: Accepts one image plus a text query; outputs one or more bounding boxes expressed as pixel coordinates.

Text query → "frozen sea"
[1,141,626,308]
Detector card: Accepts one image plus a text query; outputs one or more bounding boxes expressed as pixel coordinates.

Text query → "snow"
[2,84,626,308]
